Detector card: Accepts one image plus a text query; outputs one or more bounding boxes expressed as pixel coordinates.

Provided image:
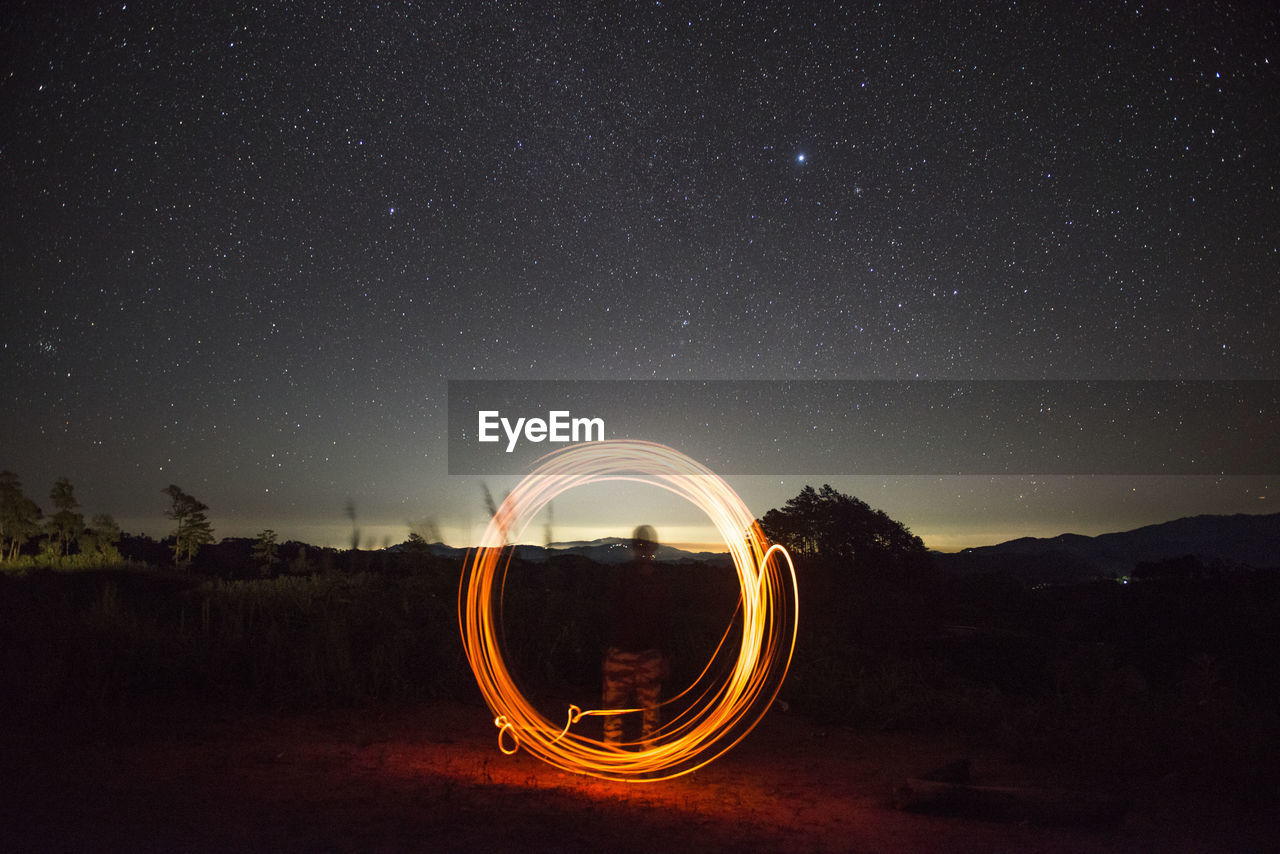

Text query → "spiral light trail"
[458,440,798,782]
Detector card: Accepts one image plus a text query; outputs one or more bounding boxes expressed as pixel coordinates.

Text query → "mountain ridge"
[414,510,1280,580]
[937,510,1280,583]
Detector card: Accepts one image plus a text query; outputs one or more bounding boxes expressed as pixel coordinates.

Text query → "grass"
[0,564,468,732]
[1,556,1276,795]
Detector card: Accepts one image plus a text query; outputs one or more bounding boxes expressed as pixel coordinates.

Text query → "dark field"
[2,560,1277,852]
[3,697,1276,853]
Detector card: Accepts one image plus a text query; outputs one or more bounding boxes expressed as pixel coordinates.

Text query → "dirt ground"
[1,697,1274,853]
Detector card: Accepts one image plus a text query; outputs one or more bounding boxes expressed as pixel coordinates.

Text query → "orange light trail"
[458,439,798,782]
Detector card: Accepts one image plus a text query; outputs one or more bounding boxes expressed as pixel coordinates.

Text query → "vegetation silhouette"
[759,483,929,573]
[84,513,122,561]
[252,529,281,576]
[0,469,1275,802]
[47,476,84,557]
[0,470,43,561]
[163,484,214,569]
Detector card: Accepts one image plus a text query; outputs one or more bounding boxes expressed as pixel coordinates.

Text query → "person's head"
[631,524,659,560]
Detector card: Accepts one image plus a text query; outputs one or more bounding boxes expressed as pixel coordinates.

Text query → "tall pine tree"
[164,484,214,568]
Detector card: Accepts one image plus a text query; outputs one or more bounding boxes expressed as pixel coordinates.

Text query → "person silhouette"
[602,524,669,749]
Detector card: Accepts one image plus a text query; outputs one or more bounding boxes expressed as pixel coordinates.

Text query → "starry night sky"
[3,1,1277,551]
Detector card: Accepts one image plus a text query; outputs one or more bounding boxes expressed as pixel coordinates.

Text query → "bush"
[0,564,470,733]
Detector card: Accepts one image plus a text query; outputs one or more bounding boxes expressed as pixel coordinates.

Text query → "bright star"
[796,153,806,163]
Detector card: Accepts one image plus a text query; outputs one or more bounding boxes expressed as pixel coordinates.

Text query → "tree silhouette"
[252,528,281,576]
[164,484,214,568]
[758,484,928,574]
[85,513,122,559]
[47,476,85,556]
[0,471,43,561]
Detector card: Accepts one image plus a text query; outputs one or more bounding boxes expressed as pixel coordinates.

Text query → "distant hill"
[418,511,1280,583]
[935,511,1280,584]
[420,537,731,566]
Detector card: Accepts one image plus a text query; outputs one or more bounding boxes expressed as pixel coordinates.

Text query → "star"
[1,1,1270,550]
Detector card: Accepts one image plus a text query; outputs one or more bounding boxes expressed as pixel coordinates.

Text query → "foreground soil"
[1,697,1274,853]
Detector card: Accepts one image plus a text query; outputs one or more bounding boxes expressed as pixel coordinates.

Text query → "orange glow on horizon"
[458,440,798,782]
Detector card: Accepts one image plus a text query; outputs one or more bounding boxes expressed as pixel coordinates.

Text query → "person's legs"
[602,646,635,746]
[634,649,665,748]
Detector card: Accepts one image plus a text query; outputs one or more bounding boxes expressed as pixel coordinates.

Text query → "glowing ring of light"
[458,439,798,782]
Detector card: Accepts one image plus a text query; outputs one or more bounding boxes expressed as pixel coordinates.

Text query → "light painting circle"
[458,439,798,782]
